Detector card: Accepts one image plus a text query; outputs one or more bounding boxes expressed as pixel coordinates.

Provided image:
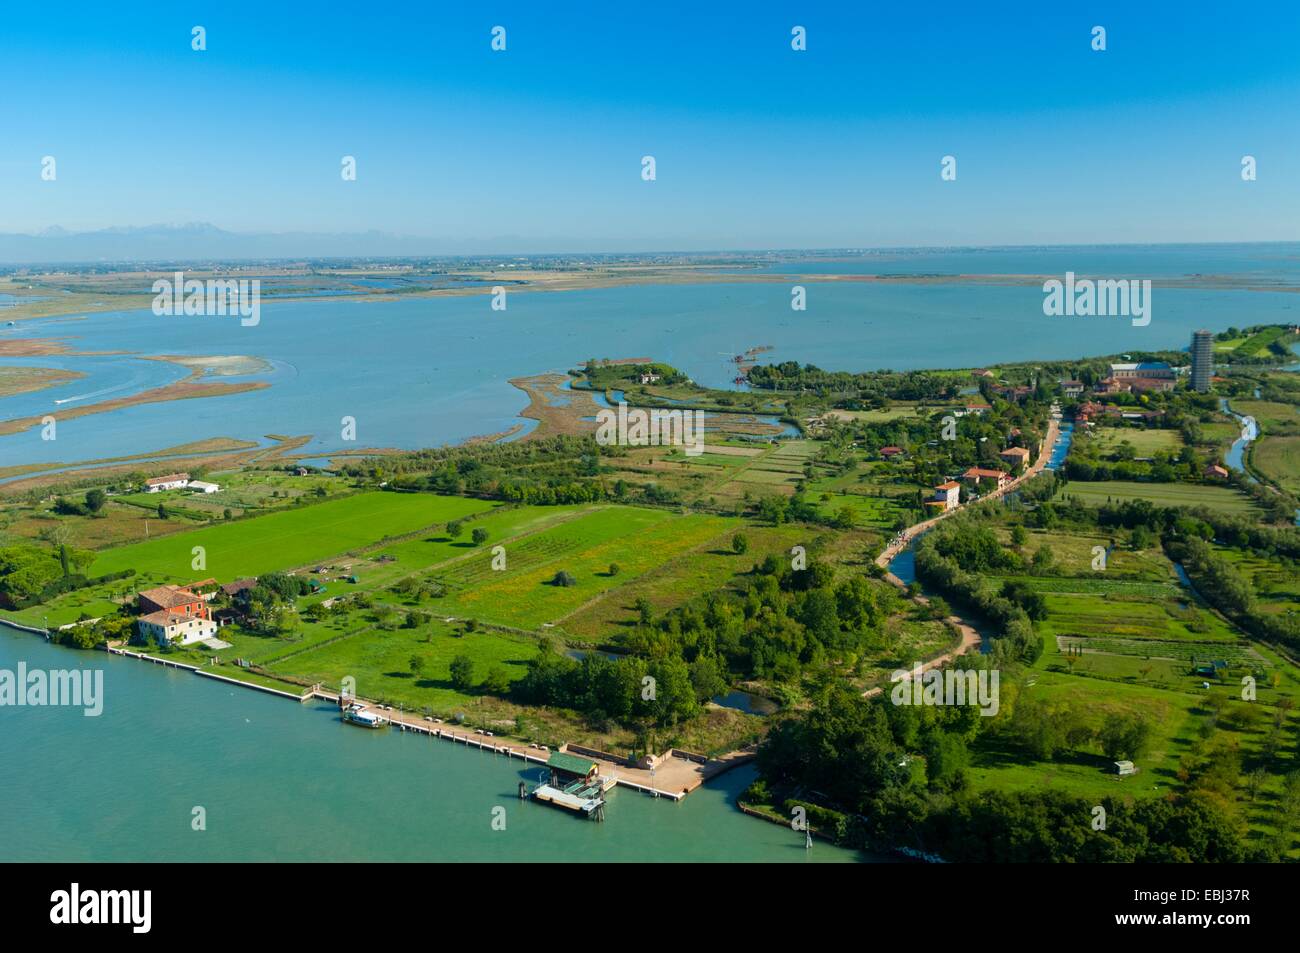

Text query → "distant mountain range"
[0,224,642,265]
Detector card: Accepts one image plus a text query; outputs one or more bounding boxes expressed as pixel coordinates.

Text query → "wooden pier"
[86,649,741,802]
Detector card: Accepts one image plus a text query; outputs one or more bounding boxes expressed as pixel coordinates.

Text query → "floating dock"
[525,751,612,820]
[531,781,607,820]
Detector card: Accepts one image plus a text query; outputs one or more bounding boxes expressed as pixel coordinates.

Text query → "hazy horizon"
[4,225,1300,267]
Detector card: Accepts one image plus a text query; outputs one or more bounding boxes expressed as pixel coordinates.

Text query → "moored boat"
[341,703,388,729]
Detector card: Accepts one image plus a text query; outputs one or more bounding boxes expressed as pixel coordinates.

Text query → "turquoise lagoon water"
[0,627,863,862]
[2,268,1297,468]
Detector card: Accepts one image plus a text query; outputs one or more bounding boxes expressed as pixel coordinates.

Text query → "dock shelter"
[546,751,599,782]
[531,751,606,820]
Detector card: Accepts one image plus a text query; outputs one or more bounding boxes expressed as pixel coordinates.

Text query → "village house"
[925,481,961,512]
[879,445,905,460]
[1077,401,1166,426]
[188,480,220,493]
[638,373,661,385]
[220,578,257,598]
[992,384,1034,403]
[1059,380,1086,398]
[999,446,1031,469]
[144,472,190,492]
[1204,464,1229,481]
[138,584,209,617]
[137,610,218,646]
[961,466,1011,490]
[135,584,216,646]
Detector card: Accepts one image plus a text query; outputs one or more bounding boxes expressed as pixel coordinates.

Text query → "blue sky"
[2,1,1298,250]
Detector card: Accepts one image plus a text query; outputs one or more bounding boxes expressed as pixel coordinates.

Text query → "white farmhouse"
[145,472,190,493]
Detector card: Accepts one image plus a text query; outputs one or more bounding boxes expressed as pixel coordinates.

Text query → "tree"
[482,664,511,695]
[156,503,169,520]
[446,520,464,540]
[471,527,489,546]
[926,596,952,621]
[1010,525,1028,548]
[757,495,788,525]
[408,655,425,678]
[731,532,749,555]
[608,562,621,577]
[449,654,476,690]
[551,570,577,587]
[688,655,728,703]
[84,489,107,514]
[38,524,76,578]
[924,730,970,792]
[1099,712,1151,761]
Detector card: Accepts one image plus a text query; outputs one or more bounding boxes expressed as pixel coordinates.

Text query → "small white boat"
[341,704,387,729]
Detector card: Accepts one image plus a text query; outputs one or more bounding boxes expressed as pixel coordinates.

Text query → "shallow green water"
[0,628,864,862]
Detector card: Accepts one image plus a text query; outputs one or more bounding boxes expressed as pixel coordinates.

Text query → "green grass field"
[422,506,736,629]
[1219,546,1300,615]
[828,406,923,423]
[996,528,1172,579]
[968,670,1199,799]
[1060,480,1259,515]
[1089,428,1184,456]
[1037,591,1241,643]
[562,522,807,640]
[807,491,908,528]
[265,621,539,710]
[968,520,1300,834]
[1234,400,1300,434]
[86,492,494,581]
[1252,436,1300,496]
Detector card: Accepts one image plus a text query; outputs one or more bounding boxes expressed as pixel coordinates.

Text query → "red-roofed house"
[136,584,215,646]
[137,609,218,646]
[999,446,1031,469]
[879,446,905,459]
[962,467,1010,489]
[138,584,208,617]
[928,481,961,511]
